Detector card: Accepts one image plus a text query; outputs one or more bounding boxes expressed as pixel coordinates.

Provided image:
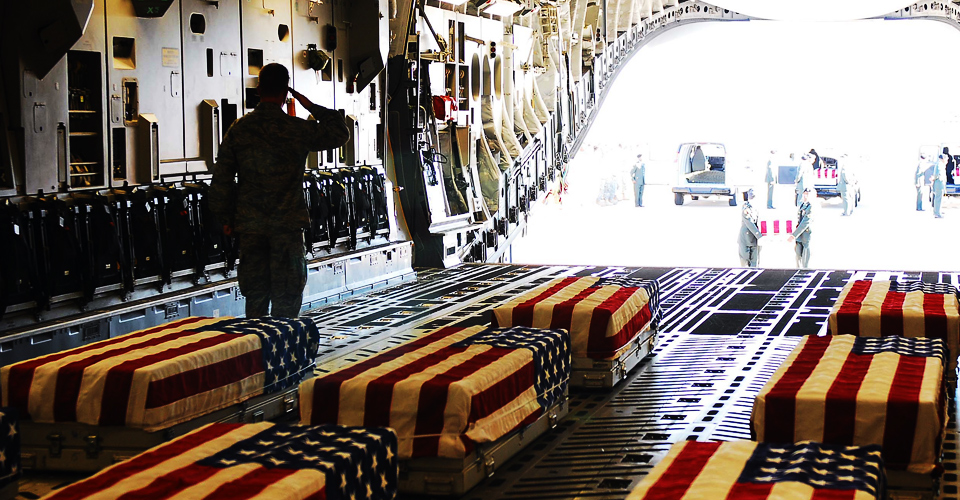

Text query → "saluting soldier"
[210,63,350,318]
[630,153,646,207]
[738,190,762,267]
[789,187,815,269]
[765,150,777,209]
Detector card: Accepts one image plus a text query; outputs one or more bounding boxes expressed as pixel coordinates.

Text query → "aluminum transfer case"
[572,327,658,388]
[398,396,569,497]
[20,383,304,472]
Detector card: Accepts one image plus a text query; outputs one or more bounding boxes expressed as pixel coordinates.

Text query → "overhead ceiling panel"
[707,0,917,21]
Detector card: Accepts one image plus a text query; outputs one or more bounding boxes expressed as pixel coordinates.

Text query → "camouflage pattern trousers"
[237,231,307,318]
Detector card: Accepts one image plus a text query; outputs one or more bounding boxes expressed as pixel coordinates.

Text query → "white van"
[672,142,739,206]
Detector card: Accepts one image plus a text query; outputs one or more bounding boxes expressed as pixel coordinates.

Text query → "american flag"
[301,325,569,459]
[758,218,794,236]
[628,440,885,500]
[40,422,398,500]
[491,277,659,360]
[752,335,946,474]
[1,317,319,431]
[828,280,959,364]
[816,167,839,180]
[0,408,19,491]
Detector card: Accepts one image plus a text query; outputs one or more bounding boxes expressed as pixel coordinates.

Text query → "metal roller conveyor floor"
[18,264,960,499]
[303,264,960,500]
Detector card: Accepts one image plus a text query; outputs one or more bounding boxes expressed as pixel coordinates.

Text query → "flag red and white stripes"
[816,168,838,180]
[758,219,794,236]
[1,317,317,431]
[490,277,658,360]
[40,422,399,500]
[752,335,946,474]
[827,280,960,366]
[300,325,569,460]
[627,440,883,500]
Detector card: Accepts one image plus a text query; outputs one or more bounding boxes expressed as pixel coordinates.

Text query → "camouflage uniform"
[792,199,814,268]
[837,163,852,216]
[764,158,777,209]
[737,201,761,267]
[210,102,349,318]
[916,159,928,211]
[630,161,646,207]
[933,157,947,218]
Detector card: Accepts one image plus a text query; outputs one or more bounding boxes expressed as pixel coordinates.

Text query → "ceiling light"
[480,0,523,17]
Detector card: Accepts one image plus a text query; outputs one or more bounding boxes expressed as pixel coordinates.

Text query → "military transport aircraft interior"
[3,1,960,499]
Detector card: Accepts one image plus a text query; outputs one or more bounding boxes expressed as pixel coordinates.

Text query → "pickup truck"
[671,142,740,206]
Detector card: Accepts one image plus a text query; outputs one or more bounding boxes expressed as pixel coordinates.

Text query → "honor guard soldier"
[795,153,813,207]
[934,153,948,218]
[210,63,350,318]
[916,153,930,211]
[789,187,816,269]
[765,150,777,209]
[738,190,762,268]
[630,154,646,207]
[838,155,853,216]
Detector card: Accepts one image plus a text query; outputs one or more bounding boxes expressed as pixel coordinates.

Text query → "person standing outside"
[789,187,815,269]
[738,190,762,267]
[933,153,948,218]
[945,146,955,186]
[630,153,646,207]
[795,153,812,207]
[916,153,930,211]
[764,150,777,209]
[210,63,349,318]
[808,148,821,170]
[838,155,853,216]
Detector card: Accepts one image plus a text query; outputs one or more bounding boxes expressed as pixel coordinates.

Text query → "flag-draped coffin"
[1,317,320,431]
[752,335,947,474]
[39,422,398,500]
[491,277,660,360]
[827,280,959,369]
[301,325,570,459]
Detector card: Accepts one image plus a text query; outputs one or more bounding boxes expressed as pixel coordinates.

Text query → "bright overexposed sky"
[592,18,960,162]
[586,18,960,195]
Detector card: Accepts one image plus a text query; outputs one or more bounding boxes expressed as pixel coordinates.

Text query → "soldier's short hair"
[259,63,290,97]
